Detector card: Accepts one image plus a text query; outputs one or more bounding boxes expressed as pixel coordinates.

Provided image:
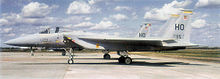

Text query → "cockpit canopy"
[39,27,59,34]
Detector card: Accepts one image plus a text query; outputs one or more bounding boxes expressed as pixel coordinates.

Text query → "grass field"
[130,49,220,63]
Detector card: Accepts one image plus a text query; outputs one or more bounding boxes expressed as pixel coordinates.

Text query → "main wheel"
[124,57,132,65]
[118,56,125,63]
[68,59,74,64]
[103,54,111,59]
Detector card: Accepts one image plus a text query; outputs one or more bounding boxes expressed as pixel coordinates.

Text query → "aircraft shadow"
[70,61,208,67]
[17,61,208,67]
[73,58,155,60]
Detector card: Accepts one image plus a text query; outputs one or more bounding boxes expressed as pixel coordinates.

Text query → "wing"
[75,36,176,50]
[78,37,173,46]
[63,35,197,51]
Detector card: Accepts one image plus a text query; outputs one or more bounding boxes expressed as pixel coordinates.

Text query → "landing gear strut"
[64,48,74,64]
[102,50,111,59]
[117,51,132,64]
[62,51,66,56]
[30,47,34,56]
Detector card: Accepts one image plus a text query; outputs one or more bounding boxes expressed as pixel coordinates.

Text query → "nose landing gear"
[64,48,74,64]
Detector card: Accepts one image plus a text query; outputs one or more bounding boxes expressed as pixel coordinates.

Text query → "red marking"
[145,27,148,30]
[184,16,187,20]
[72,40,75,42]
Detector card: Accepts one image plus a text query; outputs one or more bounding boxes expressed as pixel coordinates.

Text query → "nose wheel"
[68,58,74,64]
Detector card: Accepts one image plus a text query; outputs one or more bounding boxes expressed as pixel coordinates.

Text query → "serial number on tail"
[173,34,184,39]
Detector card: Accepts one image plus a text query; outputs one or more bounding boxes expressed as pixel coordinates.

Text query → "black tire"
[124,57,132,65]
[118,56,125,63]
[68,59,74,64]
[103,54,111,59]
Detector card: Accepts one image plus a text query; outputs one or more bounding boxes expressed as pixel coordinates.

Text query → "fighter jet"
[3,23,150,56]
[62,10,197,64]
[4,10,196,65]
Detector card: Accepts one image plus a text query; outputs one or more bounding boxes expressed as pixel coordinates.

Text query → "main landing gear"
[64,49,132,64]
[64,48,74,64]
[102,50,111,59]
[102,50,132,64]
[117,51,132,64]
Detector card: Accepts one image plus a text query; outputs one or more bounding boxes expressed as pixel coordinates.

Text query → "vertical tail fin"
[158,14,180,37]
[163,10,193,43]
[136,23,151,38]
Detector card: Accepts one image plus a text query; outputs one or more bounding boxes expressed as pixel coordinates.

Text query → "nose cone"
[4,34,40,46]
[4,39,19,46]
[4,36,29,46]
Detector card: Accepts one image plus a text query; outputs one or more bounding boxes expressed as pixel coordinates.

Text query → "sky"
[1,0,220,47]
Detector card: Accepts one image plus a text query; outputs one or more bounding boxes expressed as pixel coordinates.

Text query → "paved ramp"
[0,52,220,79]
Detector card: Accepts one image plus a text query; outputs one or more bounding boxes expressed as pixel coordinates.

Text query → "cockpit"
[39,27,60,34]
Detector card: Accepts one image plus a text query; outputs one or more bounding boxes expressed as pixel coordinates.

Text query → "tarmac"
[0,52,220,79]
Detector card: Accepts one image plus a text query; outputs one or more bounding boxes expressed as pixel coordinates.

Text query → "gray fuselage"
[5,33,68,48]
